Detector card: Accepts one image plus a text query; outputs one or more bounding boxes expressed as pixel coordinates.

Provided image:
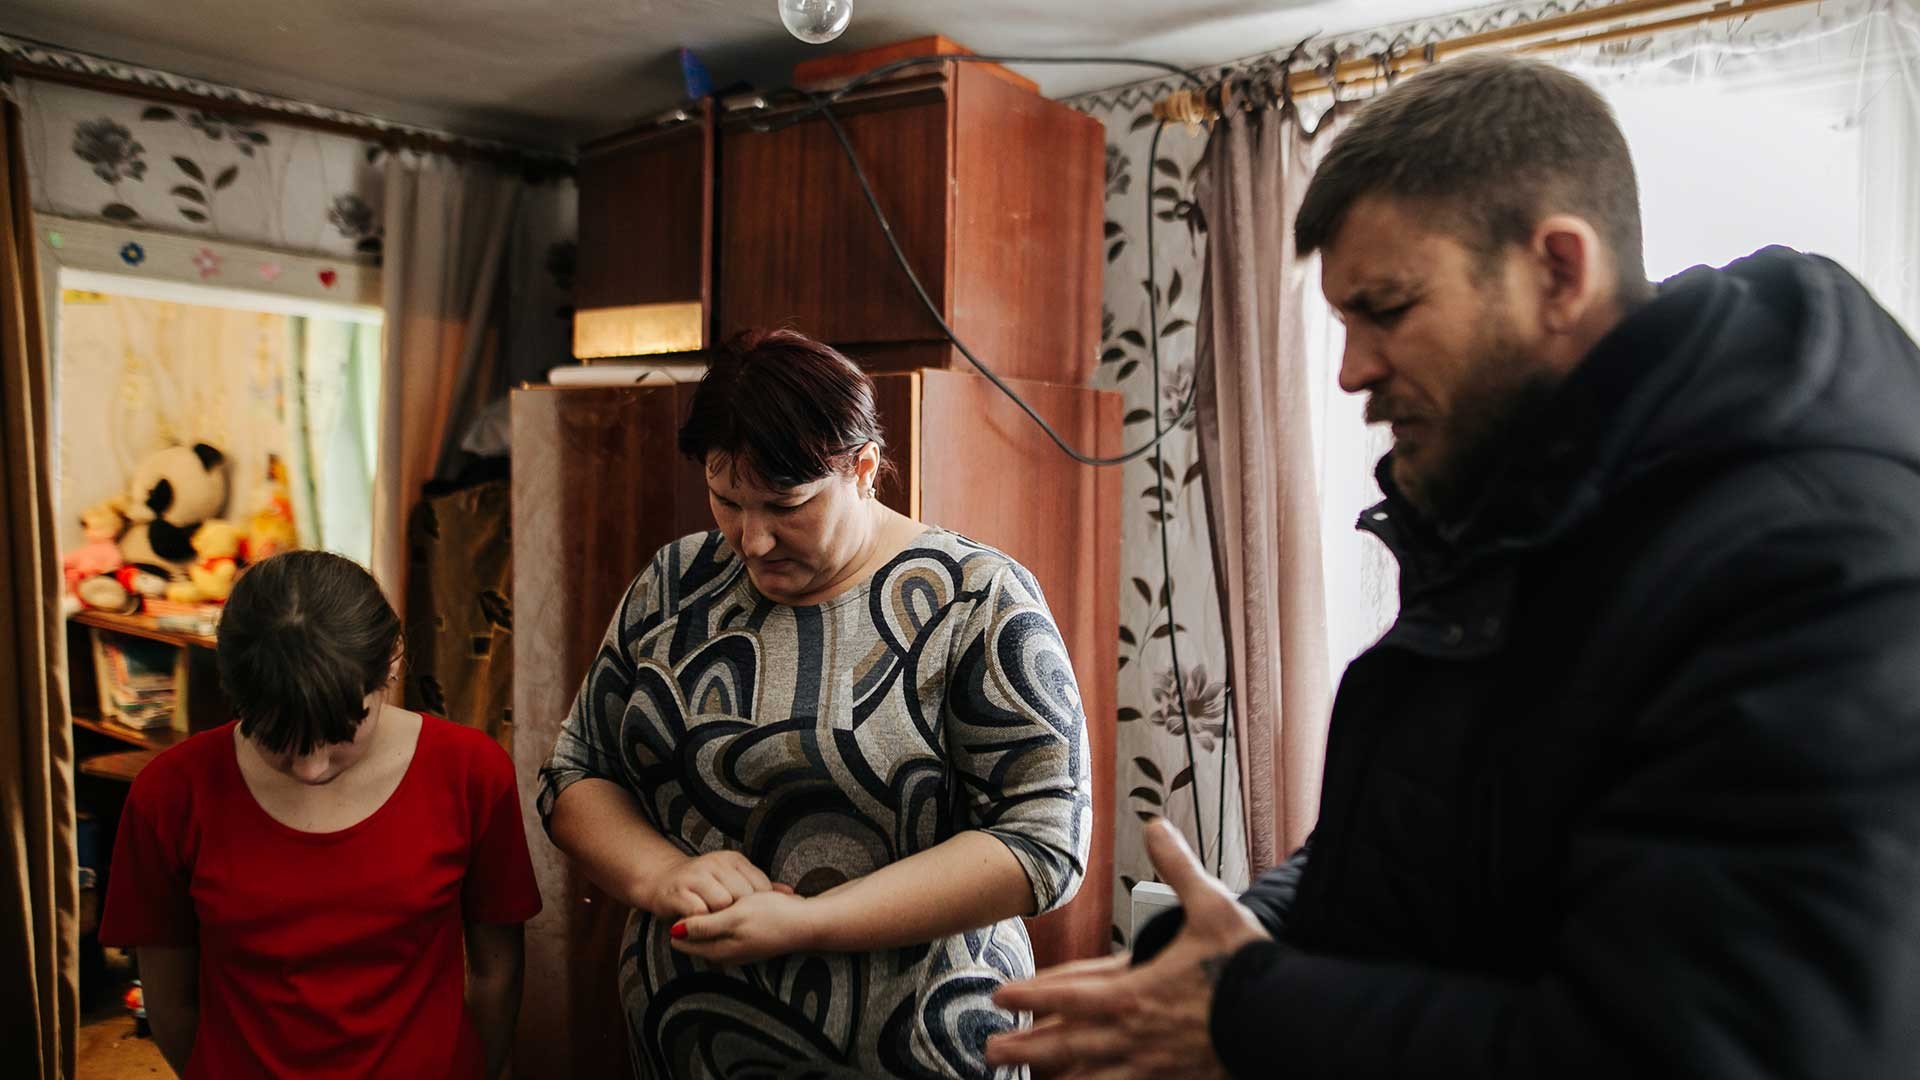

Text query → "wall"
[55,290,293,553]
[17,79,386,259]
[22,76,579,558]
[1077,103,1252,945]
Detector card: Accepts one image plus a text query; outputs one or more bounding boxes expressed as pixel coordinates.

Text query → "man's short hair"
[1295,54,1648,296]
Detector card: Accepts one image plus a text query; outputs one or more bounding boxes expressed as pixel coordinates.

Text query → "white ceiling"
[0,0,1472,149]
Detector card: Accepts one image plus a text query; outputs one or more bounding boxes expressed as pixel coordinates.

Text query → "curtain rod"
[1154,0,1821,123]
[0,35,570,177]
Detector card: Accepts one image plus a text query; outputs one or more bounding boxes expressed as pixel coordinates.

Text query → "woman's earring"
[863,486,875,500]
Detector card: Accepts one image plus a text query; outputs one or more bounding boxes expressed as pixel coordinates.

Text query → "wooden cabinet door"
[509,384,704,1080]
[716,84,952,347]
[913,370,1123,967]
[574,103,714,358]
[949,63,1105,386]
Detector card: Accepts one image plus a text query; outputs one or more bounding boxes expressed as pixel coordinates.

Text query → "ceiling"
[0,0,1471,150]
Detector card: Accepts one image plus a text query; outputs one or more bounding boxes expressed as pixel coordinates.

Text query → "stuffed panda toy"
[120,443,229,580]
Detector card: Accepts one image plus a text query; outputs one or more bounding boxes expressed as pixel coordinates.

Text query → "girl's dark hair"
[217,550,401,756]
[677,328,889,488]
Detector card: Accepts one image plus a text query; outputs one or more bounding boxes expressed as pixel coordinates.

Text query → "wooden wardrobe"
[513,42,1118,1077]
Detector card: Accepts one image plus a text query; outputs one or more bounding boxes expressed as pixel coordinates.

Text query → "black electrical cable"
[1143,131,1210,862]
[795,51,1226,862]
[1216,688,1233,877]
[810,99,1183,466]
[770,54,1205,464]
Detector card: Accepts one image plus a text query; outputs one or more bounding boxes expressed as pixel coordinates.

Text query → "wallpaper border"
[0,31,553,161]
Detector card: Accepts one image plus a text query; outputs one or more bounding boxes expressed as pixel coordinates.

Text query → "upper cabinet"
[574,99,715,359]
[573,44,1104,386]
[715,74,953,352]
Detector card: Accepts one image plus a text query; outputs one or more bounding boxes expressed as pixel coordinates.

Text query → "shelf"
[71,609,217,650]
[78,749,157,783]
[72,713,184,753]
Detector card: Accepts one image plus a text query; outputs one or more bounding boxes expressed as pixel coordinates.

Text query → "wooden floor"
[77,950,170,1079]
[78,1014,169,1079]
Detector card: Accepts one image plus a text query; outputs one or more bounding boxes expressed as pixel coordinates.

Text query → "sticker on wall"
[318,268,338,289]
[46,232,64,249]
[258,261,283,282]
[192,247,222,279]
[119,242,146,267]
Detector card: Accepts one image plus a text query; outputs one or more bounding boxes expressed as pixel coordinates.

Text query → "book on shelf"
[105,698,175,731]
[139,598,221,638]
[89,632,188,733]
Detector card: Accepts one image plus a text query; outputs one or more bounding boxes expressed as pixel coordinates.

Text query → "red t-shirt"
[100,715,542,1079]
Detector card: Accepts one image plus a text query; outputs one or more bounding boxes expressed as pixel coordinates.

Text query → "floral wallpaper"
[1084,105,1252,949]
[23,75,580,708]
[21,80,387,260]
[22,73,579,434]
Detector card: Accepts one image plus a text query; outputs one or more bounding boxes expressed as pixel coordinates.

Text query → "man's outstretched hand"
[986,817,1270,1079]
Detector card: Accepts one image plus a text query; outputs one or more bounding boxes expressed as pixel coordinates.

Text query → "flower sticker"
[192,247,221,279]
[257,261,283,282]
[119,242,146,267]
[46,232,64,249]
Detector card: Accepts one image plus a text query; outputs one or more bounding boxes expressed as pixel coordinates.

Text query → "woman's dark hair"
[677,328,889,488]
[217,550,402,756]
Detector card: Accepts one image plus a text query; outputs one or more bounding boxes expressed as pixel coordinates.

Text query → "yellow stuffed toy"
[165,519,244,604]
[244,455,299,562]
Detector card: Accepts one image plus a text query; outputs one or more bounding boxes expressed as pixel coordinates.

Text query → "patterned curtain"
[403,478,513,748]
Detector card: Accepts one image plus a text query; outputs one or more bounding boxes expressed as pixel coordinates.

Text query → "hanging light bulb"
[777,0,852,44]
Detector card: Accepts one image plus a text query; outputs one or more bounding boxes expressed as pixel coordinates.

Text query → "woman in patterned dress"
[540,329,1091,1079]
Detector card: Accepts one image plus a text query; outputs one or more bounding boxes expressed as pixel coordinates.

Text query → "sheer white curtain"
[1291,93,1398,688]
[1560,0,1920,330]
[1298,0,1920,689]
[284,314,380,565]
[1303,279,1396,685]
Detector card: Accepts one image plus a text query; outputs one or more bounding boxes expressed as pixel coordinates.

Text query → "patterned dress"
[539,528,1091,1080]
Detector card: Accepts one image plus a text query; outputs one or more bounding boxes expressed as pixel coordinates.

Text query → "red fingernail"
[670,921,688,940]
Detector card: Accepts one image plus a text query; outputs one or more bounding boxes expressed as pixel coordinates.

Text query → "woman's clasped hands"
[649,850,824,966]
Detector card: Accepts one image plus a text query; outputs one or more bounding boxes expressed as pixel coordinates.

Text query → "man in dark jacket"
[987,53,1920,1079]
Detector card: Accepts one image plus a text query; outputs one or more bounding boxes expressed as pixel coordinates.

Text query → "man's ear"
[1531,214,1610,336]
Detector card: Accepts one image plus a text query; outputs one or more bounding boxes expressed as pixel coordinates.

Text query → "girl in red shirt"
[100,550,541,1079]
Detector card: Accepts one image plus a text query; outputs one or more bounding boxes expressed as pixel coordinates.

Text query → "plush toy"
[165,519,243,604]
[113,564,169,599]
[243,454,299,563]
[63,497,127,598]
[121,443,229,579]
[75,574,137,614]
